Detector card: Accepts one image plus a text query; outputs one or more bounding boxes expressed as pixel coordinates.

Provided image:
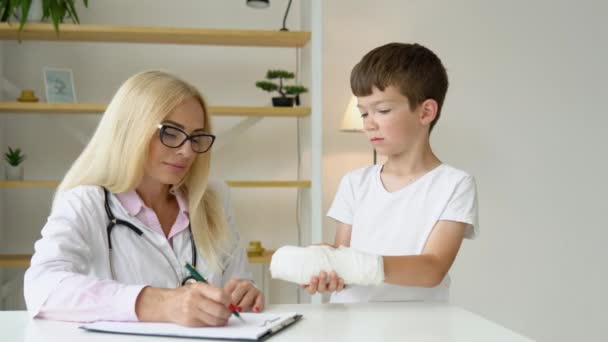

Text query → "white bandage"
[270,245,384,286]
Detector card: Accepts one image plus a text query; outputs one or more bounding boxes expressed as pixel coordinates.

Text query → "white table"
[1,302,532,341]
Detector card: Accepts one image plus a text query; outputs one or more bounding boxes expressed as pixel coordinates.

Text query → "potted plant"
[0,0,89,33]
[256,69,308,107]
[4,146,26,180]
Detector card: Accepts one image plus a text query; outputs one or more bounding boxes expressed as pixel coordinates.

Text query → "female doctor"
[24,70,264,327]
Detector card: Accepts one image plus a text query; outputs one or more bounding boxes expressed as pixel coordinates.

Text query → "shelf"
[0,254,30,267]
[0,180,311,189]
[0,102,311,117]
[225,181,311,188]
[0,180,59,188]
[0,251,274,267]
[0,102,105,114]
[0,23,310,47]
[212,106,310,117]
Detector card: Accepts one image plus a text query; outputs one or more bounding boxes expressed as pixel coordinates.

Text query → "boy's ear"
[419,99,438,126]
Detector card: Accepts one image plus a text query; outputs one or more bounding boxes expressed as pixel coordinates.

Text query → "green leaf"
[4,146,25,166]
[50,0,61,32]
[42,0,50,19]
[18,0,32,32]
[66,0,79,23]
[285,85,308,95]
[1,1,12,22]
[3,0,18,22]
[255,81,279,93]
[266,70,294,80]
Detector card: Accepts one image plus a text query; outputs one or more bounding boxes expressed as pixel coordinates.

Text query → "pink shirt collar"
[116,189,190,240]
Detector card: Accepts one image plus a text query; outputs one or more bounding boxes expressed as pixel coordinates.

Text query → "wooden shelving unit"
[0,251,274,268]
[0,180,311,189]
[0,3,322,299]
[0,23,310,47]
[0,102,311,117]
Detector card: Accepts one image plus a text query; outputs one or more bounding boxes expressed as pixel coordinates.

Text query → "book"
[80,312,302,341]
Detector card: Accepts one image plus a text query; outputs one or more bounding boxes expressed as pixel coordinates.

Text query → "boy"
[307,42,479,302]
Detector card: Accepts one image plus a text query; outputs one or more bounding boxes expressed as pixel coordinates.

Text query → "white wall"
[0,41,6,307]
[324,0,608,341]
[1,0,309,306]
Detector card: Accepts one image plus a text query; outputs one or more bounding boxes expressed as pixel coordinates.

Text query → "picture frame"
[43,68,77,103]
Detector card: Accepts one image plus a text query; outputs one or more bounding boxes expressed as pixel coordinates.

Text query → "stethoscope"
[102,187,199,285]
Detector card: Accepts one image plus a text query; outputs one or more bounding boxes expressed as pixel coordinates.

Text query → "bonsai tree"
[256,69,308,106]
[284,85,308,105]
[4,146,26,166]
[0,0,89,33]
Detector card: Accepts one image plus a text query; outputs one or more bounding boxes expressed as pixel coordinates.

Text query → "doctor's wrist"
[135,286,172,322]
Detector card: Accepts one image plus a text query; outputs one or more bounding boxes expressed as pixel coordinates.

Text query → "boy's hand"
[302,271,345,295]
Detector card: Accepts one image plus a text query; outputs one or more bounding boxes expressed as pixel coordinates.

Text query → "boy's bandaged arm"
[270,225,465,288]
[269,245,384,286]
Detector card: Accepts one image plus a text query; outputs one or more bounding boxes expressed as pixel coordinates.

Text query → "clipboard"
[80,312,302,341]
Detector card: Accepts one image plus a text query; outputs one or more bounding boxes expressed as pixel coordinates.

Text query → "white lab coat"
[24,181,253,317]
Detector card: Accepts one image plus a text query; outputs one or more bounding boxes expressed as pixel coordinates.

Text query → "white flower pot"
[5,165,24,181]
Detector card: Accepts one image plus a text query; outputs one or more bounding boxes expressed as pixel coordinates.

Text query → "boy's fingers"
[328,273,338,291]
[317,272,328,292]
[337,277,345,291]
[306,277,318,294]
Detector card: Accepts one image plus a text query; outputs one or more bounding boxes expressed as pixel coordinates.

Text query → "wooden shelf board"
[0,252,273,267]
[0,102,310,117]
[0,102,105,113]
[212,106,310,117]
[0,254,30,268]
[0,180,311,189]
[0,23,310,47]
[0,180,59,188]
[225,181,311,188]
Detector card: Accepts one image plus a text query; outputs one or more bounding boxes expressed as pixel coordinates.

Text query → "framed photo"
[43,68,77,103]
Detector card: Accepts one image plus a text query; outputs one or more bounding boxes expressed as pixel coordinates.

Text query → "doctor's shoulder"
[50,185,106,216]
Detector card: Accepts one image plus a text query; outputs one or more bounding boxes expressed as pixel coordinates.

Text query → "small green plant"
[256,70,308,98]
[0,0,89,33]
[4,146,26,166]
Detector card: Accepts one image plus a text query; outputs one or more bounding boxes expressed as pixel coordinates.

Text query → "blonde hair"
[57,70,230,270]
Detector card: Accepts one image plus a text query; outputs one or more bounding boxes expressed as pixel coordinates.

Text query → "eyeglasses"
[157,124,216,153]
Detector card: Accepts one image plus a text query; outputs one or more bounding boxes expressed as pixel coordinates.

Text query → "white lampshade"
[340,96,363,132]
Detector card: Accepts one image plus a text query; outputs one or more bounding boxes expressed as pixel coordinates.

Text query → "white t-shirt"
[327,163,479,303]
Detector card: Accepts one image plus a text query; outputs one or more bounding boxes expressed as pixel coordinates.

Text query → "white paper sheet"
[81,312,300,341]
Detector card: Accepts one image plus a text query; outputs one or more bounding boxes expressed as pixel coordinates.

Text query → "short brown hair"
[351,43,449,132]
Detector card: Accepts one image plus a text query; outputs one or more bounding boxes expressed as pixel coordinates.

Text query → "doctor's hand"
[224,279,265,313]
[302,270,345,295]
[136,283,232,327]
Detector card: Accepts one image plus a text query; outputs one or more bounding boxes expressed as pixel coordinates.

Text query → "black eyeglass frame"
[157,124,216,153]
